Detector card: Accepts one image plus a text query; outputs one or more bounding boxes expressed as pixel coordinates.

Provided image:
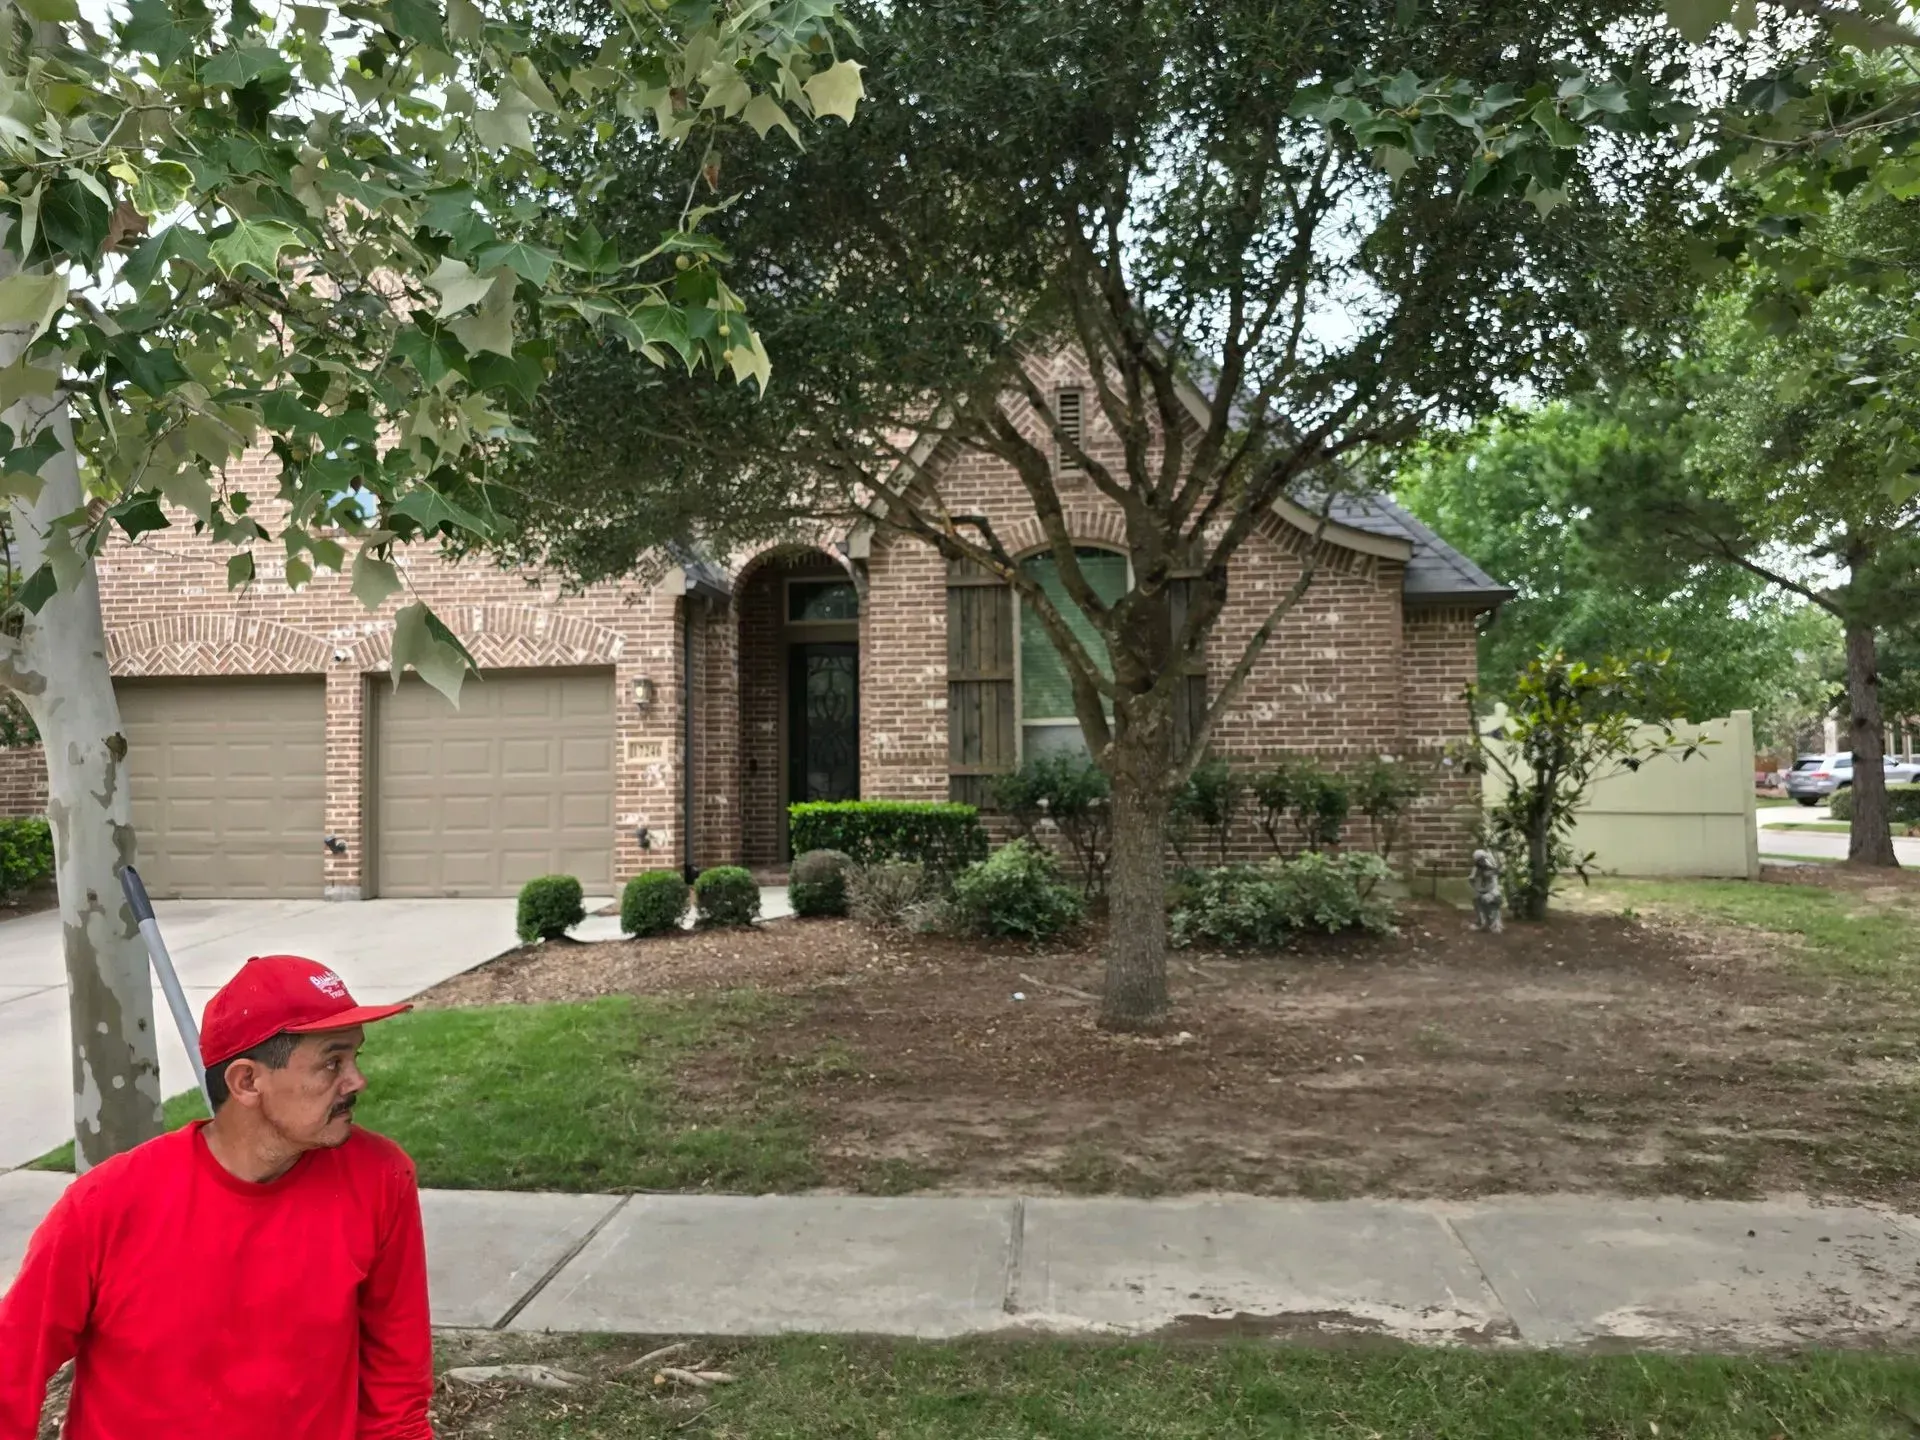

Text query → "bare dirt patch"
[416,897,1920,1205]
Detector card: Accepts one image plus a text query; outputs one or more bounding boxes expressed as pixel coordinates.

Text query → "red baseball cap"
[200,955,412,1069]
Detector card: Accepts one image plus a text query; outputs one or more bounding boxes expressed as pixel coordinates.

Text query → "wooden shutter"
[948,557,1016,806]
[1169,576,1209,757]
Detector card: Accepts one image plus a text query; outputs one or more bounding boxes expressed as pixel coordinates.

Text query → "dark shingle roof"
[1318,491,1513,608]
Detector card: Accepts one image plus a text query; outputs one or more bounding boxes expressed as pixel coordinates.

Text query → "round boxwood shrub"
[516,874,585,943]
[949,840,1085,942]
[789,849,853,918]
[621,870,690,937]
[695,865,761,927]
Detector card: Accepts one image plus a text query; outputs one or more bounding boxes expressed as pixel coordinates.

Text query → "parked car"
[1785,752,1920,805]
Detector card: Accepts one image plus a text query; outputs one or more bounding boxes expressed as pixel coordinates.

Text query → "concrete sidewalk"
[5,1174,1918,1350]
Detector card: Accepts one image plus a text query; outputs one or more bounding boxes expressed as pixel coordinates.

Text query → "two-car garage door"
[119,670,614,899]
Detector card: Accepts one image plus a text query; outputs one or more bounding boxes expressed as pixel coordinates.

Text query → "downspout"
[683,597,698,884]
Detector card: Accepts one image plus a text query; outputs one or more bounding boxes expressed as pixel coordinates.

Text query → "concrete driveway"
[0,898,525,1170]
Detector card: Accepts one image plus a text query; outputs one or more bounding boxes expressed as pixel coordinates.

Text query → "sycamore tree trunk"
[1100,710,1172,1032]
[0,251,165,1168]
[1844,621,1899,869]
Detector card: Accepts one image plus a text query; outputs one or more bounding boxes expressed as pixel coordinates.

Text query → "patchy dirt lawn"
[420,871,1920,1207]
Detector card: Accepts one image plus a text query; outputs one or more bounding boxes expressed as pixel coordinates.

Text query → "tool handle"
[121,867,212,1113]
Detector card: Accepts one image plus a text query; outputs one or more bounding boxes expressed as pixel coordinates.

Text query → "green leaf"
[203,45,294,88]
[743,92,802,147]
[228,551,256,589]
[1665,0,1729,42]
[1377,146,1415,184]
[123,0,212,65]
[803,59,864,123]
[284,555,313,591]
[389,600,473,705]
[0,272,68,344]
[352,546,403,608]
[14,0,78,20]
[208,218,302,279]
[14,564,56,615]
[105,492,172,541]
[388,486,493,538]
[425,256,496,317]
[448,271,516,357]
[0,362,57,413]
[446,0,481,42]
[725,328,772,393]
[161,464,214,523]
[471,240,558,286]
[472,98,535,152]
[1529,101,1583,149]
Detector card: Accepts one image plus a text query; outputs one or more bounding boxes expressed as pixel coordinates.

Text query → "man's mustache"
[330,1096,358,1119]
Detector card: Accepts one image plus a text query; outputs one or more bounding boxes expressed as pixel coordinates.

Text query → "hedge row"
[788,801,987,875]
[1828,786,1920,825]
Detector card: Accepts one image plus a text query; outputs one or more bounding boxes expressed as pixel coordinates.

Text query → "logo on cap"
[309,971,348,1000]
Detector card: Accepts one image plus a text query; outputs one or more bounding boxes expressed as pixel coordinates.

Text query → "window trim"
[1013,544,1129,762]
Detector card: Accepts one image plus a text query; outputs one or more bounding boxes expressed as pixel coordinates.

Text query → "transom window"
[787,578,858,623]
[1018,547,1126,760]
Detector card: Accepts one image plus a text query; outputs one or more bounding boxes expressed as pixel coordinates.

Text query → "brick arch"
[344,604,626,670]
[996,508,1128,559]
[1251,509,1376,580]
[733,541,857,590]
[109,615,330,676]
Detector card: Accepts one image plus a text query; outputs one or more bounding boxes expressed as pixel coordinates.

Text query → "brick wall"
[0,747,46,818]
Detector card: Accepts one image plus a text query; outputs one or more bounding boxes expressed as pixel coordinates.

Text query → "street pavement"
[1755,806,1920,865]
[4,1176,1916,1349]
[0,897,535,1169]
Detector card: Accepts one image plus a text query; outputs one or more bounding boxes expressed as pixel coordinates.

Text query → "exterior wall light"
[633,677,656,711]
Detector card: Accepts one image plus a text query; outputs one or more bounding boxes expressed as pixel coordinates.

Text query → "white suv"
[1786,752,1920,806]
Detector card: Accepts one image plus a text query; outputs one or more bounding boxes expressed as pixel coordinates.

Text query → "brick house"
[0,363,1508,900]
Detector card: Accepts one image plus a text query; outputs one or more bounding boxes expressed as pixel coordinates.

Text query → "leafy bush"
[1251,758,1348,854]
[1170,853,1395,950]
[788,800,988,879]
[515,875,584,943]
[1350,758,1423,863]
[789,849,853,917]
[1829,786,1920,827]
[949,839,1086,942]
[0,817,52,900]
[695,866,761,927]
[620,871,689,937]
[0,694,38,749]
[847,861,928,927]
[991,755,1111,895]
[1170,757,1242,867]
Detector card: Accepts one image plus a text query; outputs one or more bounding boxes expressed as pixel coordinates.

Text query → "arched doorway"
[735,548,862,866]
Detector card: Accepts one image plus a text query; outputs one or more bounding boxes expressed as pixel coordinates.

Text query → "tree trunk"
[1101,724,1172,1033]
[1844,621,1899,869]
[1,253,165,1168]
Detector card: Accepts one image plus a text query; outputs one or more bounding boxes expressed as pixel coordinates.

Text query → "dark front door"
[787,643,860,835]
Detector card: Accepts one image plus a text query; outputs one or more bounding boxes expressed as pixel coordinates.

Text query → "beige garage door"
[374,670,616,898]
[119,678,326,899]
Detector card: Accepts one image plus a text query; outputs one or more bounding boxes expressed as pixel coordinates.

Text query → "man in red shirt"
[0,954,434,1438]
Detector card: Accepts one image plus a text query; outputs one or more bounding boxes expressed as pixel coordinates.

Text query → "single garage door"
[119,677,326,899]
[374,670,615,897]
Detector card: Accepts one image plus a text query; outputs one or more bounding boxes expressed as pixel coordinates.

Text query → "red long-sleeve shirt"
[0,1120,432,1439]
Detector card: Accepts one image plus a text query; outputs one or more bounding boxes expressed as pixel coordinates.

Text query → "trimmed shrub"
[1250,759,1350,854]
[847,861,927,928]
[1350,758,1423,864]
[621,871,689,937]
[695,866,761,927]
[789,849,853,918]
[1830,786,1920,827]
[950,839,1086,942]
[1170,757,1242,868]
[991,756,1111,895]
[787,801,988,879]
[0,818,51,901]
[516,875,585,943]
[1170,852,1395,951]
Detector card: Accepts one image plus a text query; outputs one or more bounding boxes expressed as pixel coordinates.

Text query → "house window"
[787,577,858,623]
[1055,388,1084,473]
[1018,547,1127,760]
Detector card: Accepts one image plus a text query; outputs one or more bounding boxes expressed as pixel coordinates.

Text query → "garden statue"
[1469,849,1504,933]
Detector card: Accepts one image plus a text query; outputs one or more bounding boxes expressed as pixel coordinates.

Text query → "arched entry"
[735,547,862,866]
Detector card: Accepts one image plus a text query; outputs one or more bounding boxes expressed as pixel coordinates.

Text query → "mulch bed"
[417,891,1920,1206]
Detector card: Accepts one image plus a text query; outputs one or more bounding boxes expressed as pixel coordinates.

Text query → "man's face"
[256,1026,368,1151]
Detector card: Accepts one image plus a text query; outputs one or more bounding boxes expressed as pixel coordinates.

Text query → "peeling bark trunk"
[1100,712,1171,1033]
[1844,622,1899,869]
[1,253,164,1168]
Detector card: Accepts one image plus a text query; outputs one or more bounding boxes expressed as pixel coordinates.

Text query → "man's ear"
[221,1058,266,1109]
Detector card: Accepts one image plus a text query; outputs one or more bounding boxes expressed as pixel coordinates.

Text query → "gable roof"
[1315,492,1513,608]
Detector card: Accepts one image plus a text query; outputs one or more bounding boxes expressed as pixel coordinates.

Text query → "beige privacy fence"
[1480,708,1760,881]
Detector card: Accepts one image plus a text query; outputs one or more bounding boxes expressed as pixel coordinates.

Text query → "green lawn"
[440,1336,1920,1439]
[1590,877,1920,979]
[33,994,817,1192]
[1765,821,1853,833]
[1755,794,1805,808]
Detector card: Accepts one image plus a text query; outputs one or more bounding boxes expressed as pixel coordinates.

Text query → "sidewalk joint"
[1001,1197,1026,1315]
[1437,1209,1520,1340]
[491,1194,632,1331]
